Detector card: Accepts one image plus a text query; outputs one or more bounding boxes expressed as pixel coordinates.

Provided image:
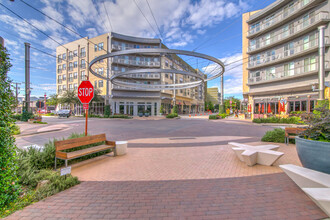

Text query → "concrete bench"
[280,164,330,188]
[280,164,330,217]
[229,142,284,166]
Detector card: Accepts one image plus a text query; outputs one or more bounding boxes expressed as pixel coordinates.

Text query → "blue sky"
[0,0,276,99]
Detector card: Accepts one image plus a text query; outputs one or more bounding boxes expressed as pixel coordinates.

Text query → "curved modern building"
[56,32,205,116]
[243,0,330,118]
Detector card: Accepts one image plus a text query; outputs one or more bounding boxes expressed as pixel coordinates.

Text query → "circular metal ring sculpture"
[89,48,225,91]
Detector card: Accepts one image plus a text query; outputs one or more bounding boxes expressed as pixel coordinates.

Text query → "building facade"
[206,87,220,105]
[56,32,205,116]
[243,0,330,117]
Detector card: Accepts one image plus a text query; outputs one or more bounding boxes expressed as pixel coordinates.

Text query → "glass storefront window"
[301,101,307,111]
[295,101,301,111]
[289,102,294,112]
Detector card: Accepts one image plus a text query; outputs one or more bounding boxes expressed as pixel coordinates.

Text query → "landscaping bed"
[253,116,303,124]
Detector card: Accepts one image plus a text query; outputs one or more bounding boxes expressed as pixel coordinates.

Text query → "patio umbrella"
[261,104,264,113]
[258,104,261,113]
[267,103,272,113]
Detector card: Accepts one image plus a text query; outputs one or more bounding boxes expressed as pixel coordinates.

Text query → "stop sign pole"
[78,81,94,136]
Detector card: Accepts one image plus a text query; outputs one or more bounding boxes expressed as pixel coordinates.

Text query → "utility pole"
[25,42,31,113]
[14,82,21,113]
[220,74,225,113]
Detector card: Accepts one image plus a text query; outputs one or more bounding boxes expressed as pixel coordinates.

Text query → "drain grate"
[169,137,196,140]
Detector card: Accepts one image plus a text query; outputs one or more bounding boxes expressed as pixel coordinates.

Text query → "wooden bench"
[55,134,116,169]
[280,164,330,217]
[285,127,306,145]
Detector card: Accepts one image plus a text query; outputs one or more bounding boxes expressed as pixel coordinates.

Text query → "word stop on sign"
[78,88,93,96]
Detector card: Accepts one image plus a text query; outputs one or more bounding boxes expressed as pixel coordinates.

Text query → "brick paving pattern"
[7,173,327,220]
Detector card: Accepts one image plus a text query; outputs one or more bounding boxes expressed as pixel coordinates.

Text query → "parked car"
[58,109,71,118]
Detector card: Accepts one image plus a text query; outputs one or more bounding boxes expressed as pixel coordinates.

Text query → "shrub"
[166,113,178,118]
[10,124,20,135]
[21,112,34,122]
[171,105,178,114]
[261,128,286,143]
[253,116,302,124]
[209,115,218,120]
[0,44,20,209]
[218,113,227,119]
[104,105,111,117]
[11,114,22,121]
[108,115,132,119]
[301,106,330,142]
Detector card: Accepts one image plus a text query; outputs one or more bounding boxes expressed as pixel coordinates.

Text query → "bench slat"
[66,144,115,159]
[55,134,106,151]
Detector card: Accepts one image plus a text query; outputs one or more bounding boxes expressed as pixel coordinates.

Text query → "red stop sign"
[78,81,94,104]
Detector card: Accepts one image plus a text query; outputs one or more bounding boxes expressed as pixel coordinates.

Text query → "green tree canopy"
[47,94,60,109]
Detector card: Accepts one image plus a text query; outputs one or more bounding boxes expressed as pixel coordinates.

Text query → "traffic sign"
[78,81,94,104]
[83,104,89,110]
[36,101,44,108]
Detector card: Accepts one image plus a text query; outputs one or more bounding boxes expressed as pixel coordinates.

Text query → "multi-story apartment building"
[56,32,205,116]
[242,0,330,117]
[206,87,220,105]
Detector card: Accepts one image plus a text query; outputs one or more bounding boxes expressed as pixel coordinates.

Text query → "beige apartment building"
[56,32,205,116]
[206,87,220,105]
[242,0,330,118]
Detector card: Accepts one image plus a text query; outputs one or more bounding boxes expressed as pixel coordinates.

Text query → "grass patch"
[33,121,48,124]
[44,113,55,116]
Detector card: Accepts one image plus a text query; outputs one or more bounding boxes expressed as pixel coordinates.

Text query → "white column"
[124,103,127,114]
[115,101,119,114]
[318,25,326,100]
[151,103,155,116]
[133,102,138,116]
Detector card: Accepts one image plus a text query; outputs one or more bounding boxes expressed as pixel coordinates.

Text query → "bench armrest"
[106,140,116,146]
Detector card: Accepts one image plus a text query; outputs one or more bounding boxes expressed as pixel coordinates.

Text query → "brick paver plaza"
[9,119,328,219]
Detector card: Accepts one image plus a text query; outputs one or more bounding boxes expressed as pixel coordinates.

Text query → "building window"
[69,73,73,82]
[57,54,62,63]
[98,80,103,87]
[69,62,73,71]
[284,62,294,77]
[74,83,78,90]
[304,56,316,72]
[69,51,73,60]
[81,59,86,69]
[63,85,67,90]
[94,44,98,52]
[80,47,86,57]
[69,84,73,91]
[74,61,78,68]
[62,64,66,70]
[94,81,97,88]
[284,42,294,57]
[99,68,104,75]
[62,74,66,81]
[283,25,289,38]
[98,42,104,51]
[74,72,78,79]
[81,71,85,80]
[73,50,77,57]
[62,53,66,60]
[266,67,275,80]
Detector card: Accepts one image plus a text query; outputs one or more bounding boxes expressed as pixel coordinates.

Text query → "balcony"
[111,70,160,79]
[69,77,73,82]
[57,79,62,83]
[248,38,328,69]
[112,58,160,67]
[68,55,73,61]
[80,64,86,69]
[248,11,329,54]
[80,52,86,57]
[248,62,329,84]
[247,0,323,38]
[57,69,62,73]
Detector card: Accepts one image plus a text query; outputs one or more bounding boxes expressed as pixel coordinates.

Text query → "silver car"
[58,109,71,118]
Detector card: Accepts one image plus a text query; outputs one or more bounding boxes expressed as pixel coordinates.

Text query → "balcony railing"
[57,79,62,83]
[57,69,62,73]
[80,64,86,69]
[112,58,160,66]
[111,44,135,50]
[248,0,318,37]
[111,70,160,79]
[248,63,327,84]
[80,52,86,57]
[248,38,324,68]
[248,11,329,53]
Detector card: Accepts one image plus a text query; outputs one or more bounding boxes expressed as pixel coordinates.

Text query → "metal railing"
[248,38,324,68]
[248,11,329,52]
[112,58,160,66]
[248,63,326,83]
[248,0,318,36]
[111,70,160,79]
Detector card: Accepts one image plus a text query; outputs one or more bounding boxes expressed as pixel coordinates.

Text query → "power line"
[145,0,164,41]
[103,1,114,32]
[91,0,111,33]
[133,0,160,40]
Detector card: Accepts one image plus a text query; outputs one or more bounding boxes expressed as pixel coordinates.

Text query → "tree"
[224,97,241,110]
[208,101,214,111]
[47,94,60,110]
[0,44,20,208]
[91,89,104,103]
[59,90,79,110]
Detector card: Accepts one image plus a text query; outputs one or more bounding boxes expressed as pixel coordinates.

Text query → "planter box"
[296,137,330,174]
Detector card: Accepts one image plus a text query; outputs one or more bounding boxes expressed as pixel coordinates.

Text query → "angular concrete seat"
[280,164,330,188]
[280,164,330,217]
[302,188,330,217]
[229,142,284,166]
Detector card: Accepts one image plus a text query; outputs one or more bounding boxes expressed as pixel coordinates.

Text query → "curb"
[15,128,65,137]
